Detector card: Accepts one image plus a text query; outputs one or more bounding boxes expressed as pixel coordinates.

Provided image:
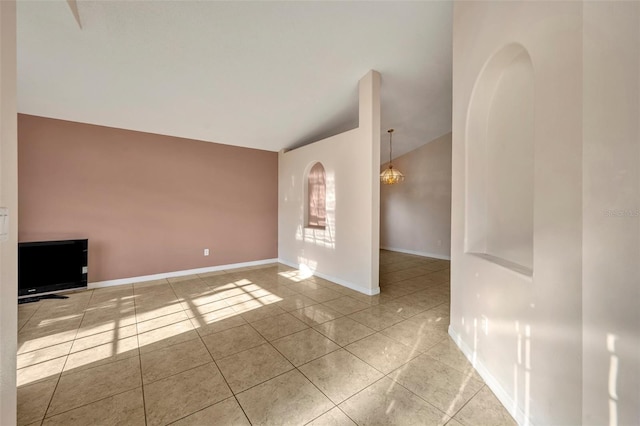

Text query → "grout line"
[21,255,452,426]
[41,385,143,422]
[223,312,339,422]
[447,382,486,421]
[17,298,46,333]
[302,406,337,425]
[165,396,246,426]
[198,331,254,425]
[245,314,310,341]
[33,373,61,425]
[139,354,148,426]
[338,334,396,377]
[383,373,451,419]
[335,404,360,425]
[39,295,93,421]
[133,294,149,426]
[232,361,295,396]
[239,316,343,410]
[330,374,391,409]
[139,356,215,387]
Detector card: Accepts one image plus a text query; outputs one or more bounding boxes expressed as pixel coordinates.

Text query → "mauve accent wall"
[18,114,278,282]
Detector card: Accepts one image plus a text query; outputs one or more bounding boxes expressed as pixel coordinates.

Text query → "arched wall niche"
[305,161,327,230]
[465,43,535,274]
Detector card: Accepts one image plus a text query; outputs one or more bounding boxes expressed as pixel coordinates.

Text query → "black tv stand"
[19,294,69,304]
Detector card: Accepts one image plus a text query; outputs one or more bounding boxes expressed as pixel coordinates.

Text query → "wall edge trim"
[89,258,279,289]
[277,258,380,296]
[448,325,532,426]
[381,246,451,261]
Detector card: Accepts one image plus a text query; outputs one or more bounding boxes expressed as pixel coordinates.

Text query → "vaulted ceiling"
[17,1,452,161]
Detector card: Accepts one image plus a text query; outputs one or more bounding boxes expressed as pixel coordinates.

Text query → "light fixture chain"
[388,128,394,165]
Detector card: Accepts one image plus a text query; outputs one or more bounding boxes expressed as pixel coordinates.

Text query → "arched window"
[307,162,326,229]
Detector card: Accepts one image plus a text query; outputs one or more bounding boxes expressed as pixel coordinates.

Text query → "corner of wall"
[449,325,533,426]
[358,70,382,291]
[0,1,18,423]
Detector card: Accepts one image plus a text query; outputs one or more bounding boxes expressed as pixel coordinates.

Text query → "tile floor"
[16,250,516,426]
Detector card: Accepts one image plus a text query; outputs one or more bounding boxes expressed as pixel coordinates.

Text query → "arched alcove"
[306,162,327,229]
[465,43,535,273]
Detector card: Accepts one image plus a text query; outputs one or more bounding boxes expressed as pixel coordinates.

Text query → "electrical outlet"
[204,248,210,256]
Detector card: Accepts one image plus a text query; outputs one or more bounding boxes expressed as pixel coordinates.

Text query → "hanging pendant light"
[380,129,405,185]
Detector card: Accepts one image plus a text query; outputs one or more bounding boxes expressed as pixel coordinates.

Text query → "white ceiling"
[17,1,452,161]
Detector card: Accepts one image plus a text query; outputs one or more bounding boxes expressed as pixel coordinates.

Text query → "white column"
[358,70,381,292]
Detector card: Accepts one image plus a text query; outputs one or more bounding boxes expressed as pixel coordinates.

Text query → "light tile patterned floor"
[17,250,516,426]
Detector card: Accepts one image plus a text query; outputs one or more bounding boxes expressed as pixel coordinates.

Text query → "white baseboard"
[381,246,451,261]
[89,258,279,289]
[448,326,531,426]
[277,258,380,296]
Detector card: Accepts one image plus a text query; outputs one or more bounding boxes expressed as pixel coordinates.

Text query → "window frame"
[306,162,327,230]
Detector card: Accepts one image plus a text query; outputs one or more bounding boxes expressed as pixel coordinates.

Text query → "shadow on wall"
[293,165,336,276]
[606,333,619,426]
[452,314,533,426]
[454,311,623,426]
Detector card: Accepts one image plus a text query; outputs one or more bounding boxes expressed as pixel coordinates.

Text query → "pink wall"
[18,114,278,282]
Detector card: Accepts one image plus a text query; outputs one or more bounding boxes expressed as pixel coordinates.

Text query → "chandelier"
[380,129,405,185]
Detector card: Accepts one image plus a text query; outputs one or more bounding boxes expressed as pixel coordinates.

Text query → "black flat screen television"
[18,239,88,298]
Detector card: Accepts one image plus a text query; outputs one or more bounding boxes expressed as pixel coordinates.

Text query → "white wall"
[380,132,451,260]
[0,1,17,424]
[582,3,640,425]
[278,70,381,295]
[451,2,583,425]
[452,2,640,426]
